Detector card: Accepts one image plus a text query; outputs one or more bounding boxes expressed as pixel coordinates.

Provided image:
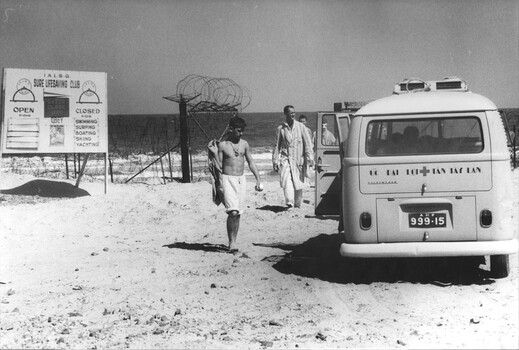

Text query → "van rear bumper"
[339,239,518,258]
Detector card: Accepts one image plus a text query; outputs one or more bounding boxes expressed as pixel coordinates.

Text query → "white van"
[315,78,518,278]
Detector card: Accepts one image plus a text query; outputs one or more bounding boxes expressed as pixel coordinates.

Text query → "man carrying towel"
[208,116,262,252]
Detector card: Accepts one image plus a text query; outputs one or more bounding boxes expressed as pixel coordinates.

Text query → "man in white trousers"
[272,105,314,208]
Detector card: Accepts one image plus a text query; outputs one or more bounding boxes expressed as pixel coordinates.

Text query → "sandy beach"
[0,171,518,349]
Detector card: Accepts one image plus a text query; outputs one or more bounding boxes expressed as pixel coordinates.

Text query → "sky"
[0,0,518,114]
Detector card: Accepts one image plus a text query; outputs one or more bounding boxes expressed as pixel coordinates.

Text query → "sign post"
[1,68,108,192]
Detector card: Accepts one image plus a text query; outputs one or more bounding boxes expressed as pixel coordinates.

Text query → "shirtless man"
[208,116,262,251]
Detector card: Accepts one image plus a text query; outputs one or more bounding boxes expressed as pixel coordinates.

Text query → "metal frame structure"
[163,75,251,182]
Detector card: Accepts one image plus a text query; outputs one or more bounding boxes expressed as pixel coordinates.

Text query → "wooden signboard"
[1,68,108,192]
[1,68,108,154]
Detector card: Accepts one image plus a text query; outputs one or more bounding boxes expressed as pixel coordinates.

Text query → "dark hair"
[283,105,294,114]
[229,116,246,129]
[403,126,419,140]
[299,115,307,121]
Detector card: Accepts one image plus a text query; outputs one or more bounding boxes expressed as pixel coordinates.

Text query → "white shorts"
[222,174,246,214]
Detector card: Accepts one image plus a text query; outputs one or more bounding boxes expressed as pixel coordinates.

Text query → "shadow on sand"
[0,179,90,198]
[163,242,237,254]
[256,205,289,213]
[303,214,340,221]
[257,233,495,286]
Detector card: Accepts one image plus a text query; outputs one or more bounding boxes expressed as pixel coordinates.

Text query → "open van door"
[314,112,350,215]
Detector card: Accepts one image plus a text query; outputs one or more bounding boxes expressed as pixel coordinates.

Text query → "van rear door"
[360,112,491,242]
[314,112,350,215]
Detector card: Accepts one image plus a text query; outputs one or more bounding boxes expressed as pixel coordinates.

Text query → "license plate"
[409,213,446,228]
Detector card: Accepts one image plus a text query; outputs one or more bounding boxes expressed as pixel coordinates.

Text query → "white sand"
[0,170,517,349]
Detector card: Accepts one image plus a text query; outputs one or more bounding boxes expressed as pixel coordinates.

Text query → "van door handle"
[317,157,331,173]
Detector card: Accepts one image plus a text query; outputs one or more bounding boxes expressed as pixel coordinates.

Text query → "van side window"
[366,117,484,156]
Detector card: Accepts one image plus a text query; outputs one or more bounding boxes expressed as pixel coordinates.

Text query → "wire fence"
[2,109,518,183]
[1,115,183,184]
[1,113,232,184]
[501,109,519,169]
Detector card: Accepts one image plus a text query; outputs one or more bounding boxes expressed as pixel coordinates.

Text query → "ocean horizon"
[109,108,519,156]
[108,112,319,156]
[3,109,517,183]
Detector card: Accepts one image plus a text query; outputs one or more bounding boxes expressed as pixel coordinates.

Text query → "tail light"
[360,212,372,230]
[480,209,492,227]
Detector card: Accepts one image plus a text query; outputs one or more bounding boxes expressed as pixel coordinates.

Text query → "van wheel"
[490,255,509,278]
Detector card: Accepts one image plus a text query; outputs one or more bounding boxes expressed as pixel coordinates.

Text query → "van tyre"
[490,255,509,278]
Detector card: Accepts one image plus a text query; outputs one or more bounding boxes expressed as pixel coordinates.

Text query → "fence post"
[109,157,114,183]
[65,154,69,179]
[513,125,517,168]
[164,117,173,181]
[179,96,191,183]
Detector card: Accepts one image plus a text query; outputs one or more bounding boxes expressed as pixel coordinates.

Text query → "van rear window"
[366,117,483,156]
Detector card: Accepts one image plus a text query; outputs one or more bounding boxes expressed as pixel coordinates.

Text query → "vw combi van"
[316,77,518,278]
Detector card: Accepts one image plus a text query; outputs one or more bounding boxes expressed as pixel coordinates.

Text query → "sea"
[106,109,519,181]
[4,109,518,182]
[109,112,319,156]
[111,108,519,156]
[1,112,318,182]
[232,112,317,153]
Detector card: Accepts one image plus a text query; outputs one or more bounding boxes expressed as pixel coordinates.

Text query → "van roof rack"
[393,77,468,94]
